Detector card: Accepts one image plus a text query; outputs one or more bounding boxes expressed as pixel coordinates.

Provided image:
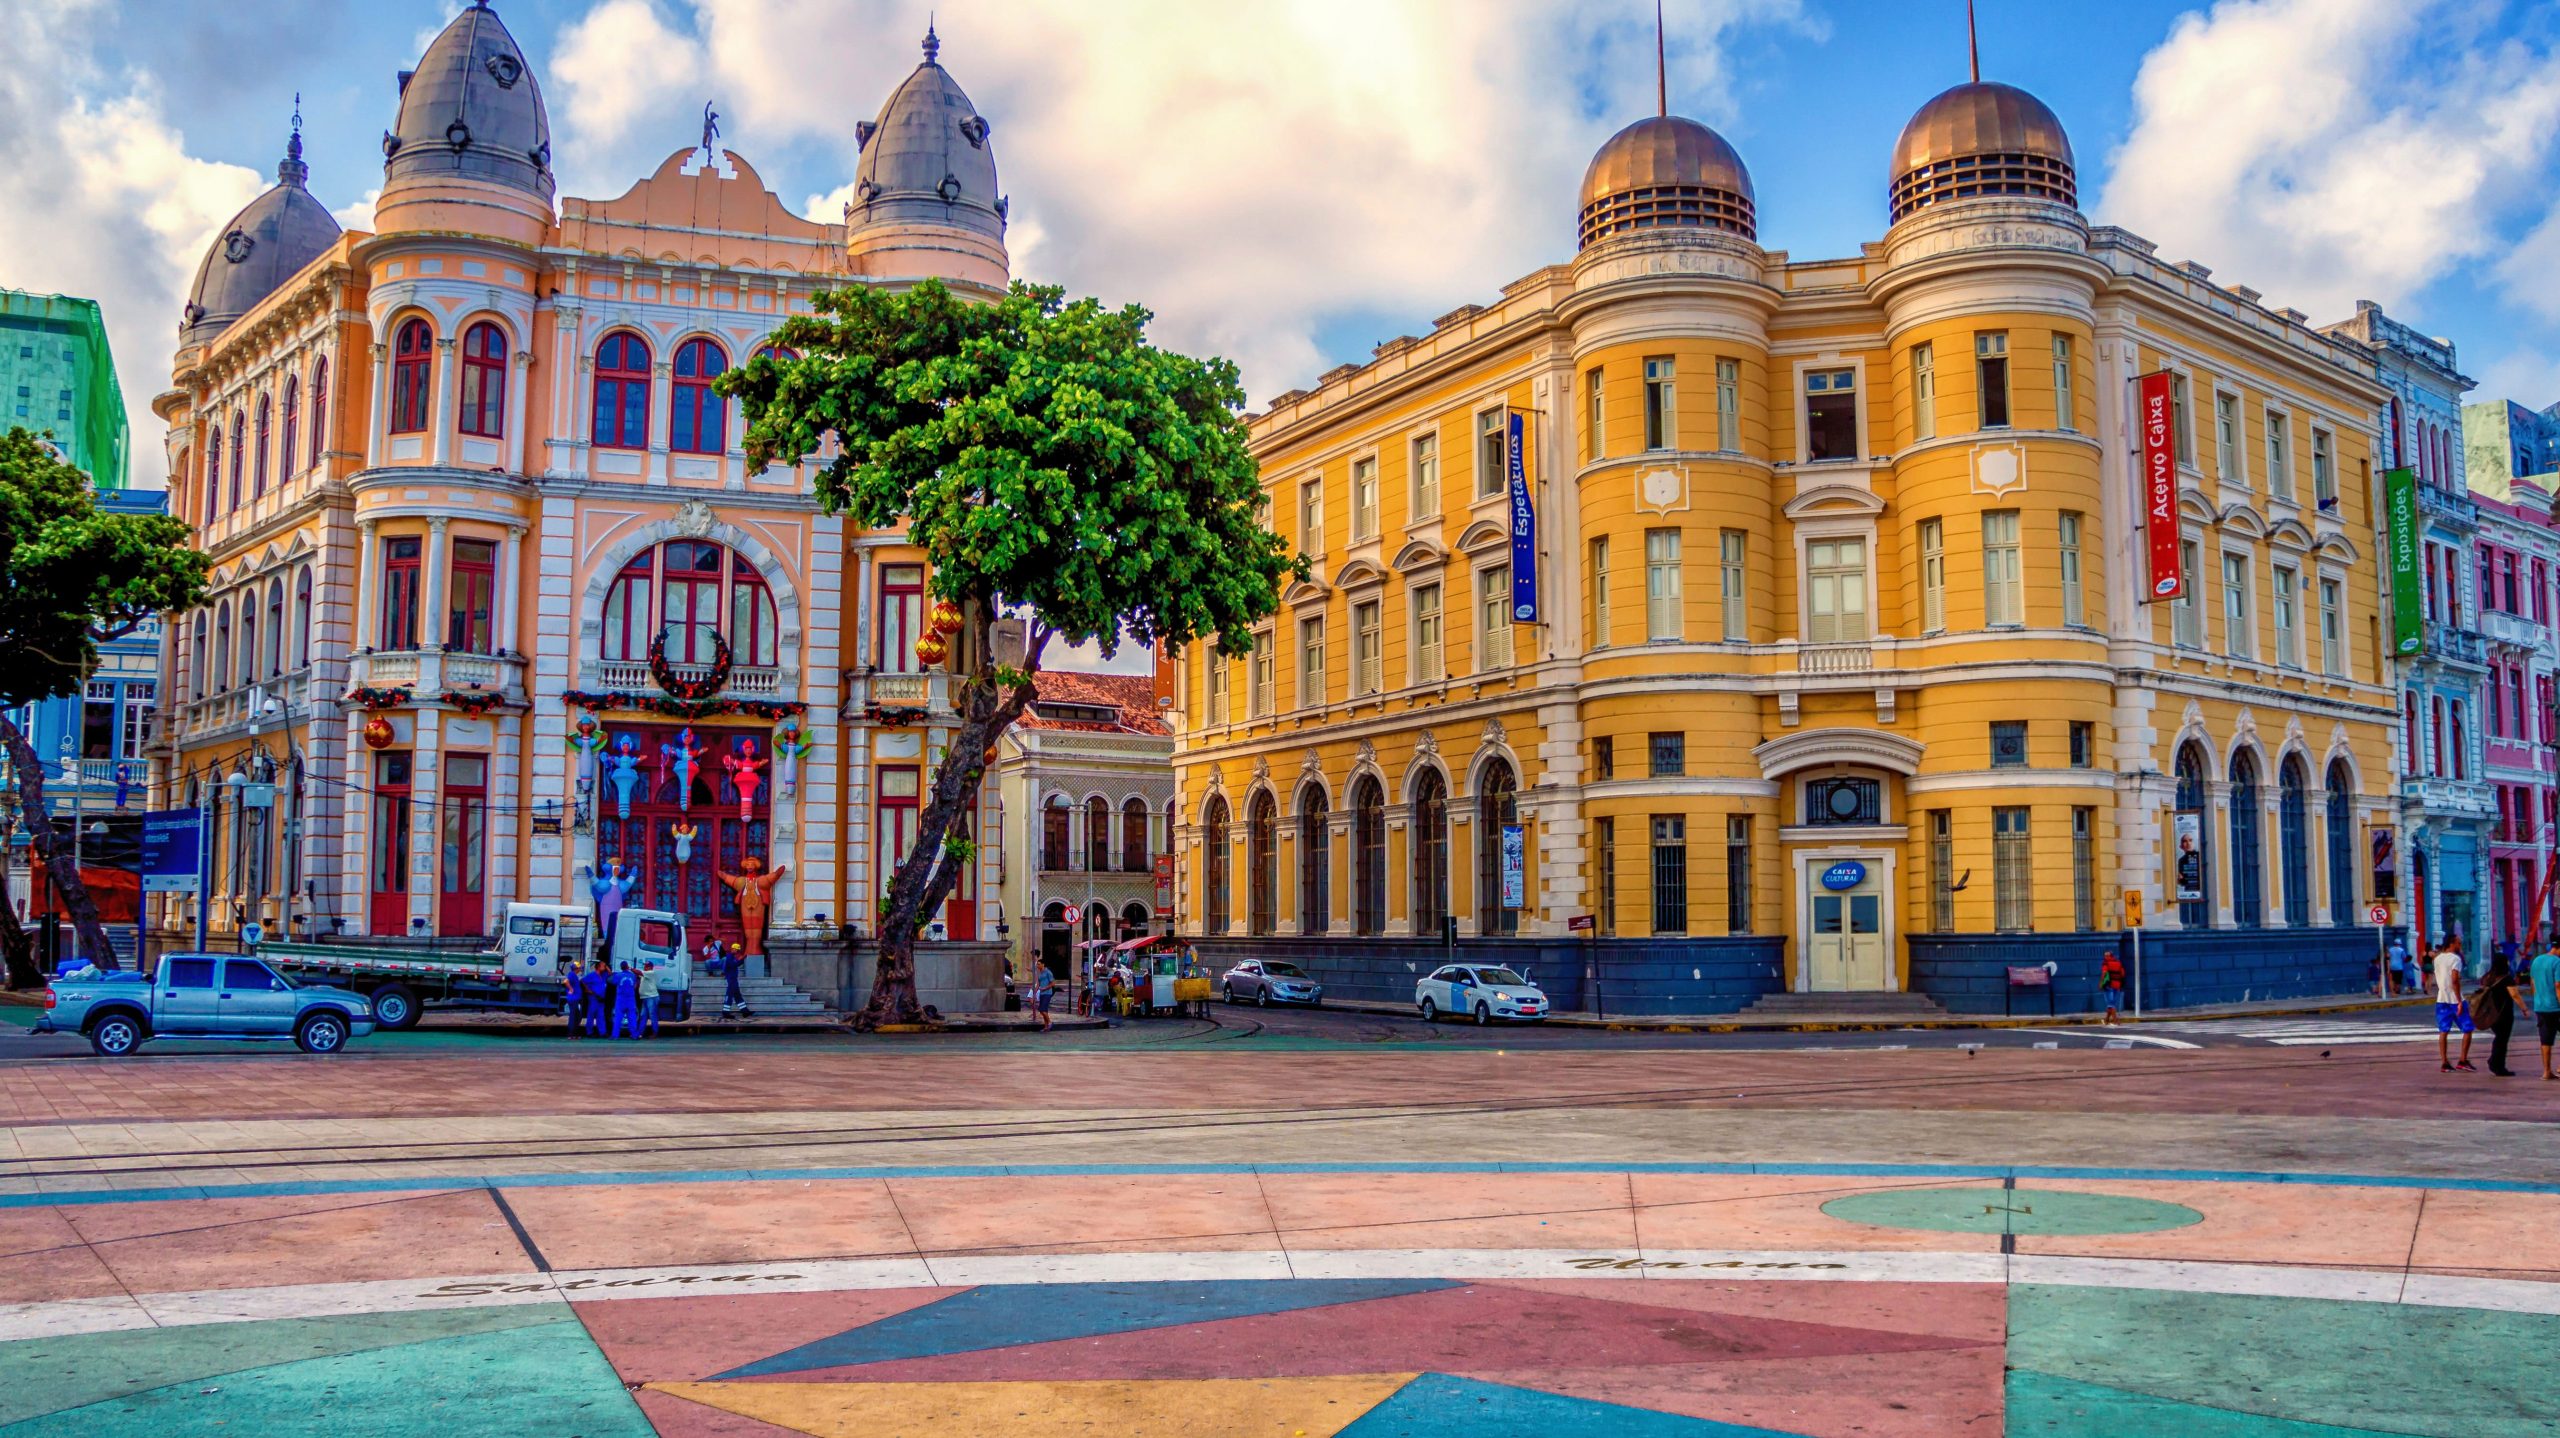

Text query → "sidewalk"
[1309,991,2431,1033]
[410,1009,1110,1036]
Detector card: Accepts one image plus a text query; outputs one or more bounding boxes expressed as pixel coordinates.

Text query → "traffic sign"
[2368,903,2390,925]
[1062,904,1082,925]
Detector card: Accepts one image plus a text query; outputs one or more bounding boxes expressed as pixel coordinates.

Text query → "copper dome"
[1888,81,2075,222]
[1577,115,1756,249]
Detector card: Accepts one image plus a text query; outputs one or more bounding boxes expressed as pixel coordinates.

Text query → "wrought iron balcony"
[2415,483,2479,527]
[2422,623,2487,666]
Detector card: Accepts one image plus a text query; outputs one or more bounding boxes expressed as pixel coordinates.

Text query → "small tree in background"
[722,280,1295,1029]
[0,429,210,976]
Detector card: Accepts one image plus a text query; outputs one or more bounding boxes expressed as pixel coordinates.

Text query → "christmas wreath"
[866,703,928,727]
[343,686,412,711]
[442,690,510,716]
[649,626,733,700]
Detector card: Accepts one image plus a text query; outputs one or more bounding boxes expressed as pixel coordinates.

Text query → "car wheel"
[295,1013,349,1054]
[1418,996,1438,1022]
[370,984,421,1030]
[88,1014,143,1057]
[1474,1002,1492,1026]
[1222,985,1237,1005]
[1256,986,1270,1008]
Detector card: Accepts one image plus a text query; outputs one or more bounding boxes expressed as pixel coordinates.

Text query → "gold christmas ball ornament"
[362,715,396,751]
[929,599,964,635]
[915,630,950,666]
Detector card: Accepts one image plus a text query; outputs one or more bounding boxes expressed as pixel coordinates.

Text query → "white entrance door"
[1805,858,1890,991]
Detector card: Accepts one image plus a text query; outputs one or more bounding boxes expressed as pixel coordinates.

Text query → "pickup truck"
[249,902,692,1029]
[37,953,376,1056]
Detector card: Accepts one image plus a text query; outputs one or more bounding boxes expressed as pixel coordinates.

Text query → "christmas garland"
[866,703,928,726]
[343,686,412,710]
[562,690,808,720]
[648,626,733,700]
[441,690,511,716]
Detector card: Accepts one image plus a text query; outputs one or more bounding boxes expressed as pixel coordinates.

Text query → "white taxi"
[1415,964,1549,1025]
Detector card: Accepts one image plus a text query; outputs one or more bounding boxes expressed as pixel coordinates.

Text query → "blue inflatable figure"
[603,734,644,819]
[583,860,642,949]
[661,727,706,810]
[611,962,640,1039]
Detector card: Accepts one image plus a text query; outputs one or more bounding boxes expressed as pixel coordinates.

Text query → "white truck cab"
[497,903,691,995]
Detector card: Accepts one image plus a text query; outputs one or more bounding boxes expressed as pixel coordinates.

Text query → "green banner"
[2385,467,2422,655]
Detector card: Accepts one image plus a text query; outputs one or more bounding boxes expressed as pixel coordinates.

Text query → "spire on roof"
[923,18,940,65]
[278,92,308,188]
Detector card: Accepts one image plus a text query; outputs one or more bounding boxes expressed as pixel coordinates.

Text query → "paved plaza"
[0,1025,2551,1434]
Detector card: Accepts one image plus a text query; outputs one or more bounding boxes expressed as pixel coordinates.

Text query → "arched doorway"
[1351,776,1386,935]
[1297,785,1329,936]
[1202,797,1230,934]
[1476,759,1519,936]
[2278,757,2310,926]
[1247,791,1278,935]
[1039,900,1069,979]
[2228,750,2263,927]
[1412,770,1448,937]
[1120,901,1150,938]
[592,721,774,948]
[2325,760,2355,926]
[2174,742,2213,927]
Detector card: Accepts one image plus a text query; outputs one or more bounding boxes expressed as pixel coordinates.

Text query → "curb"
[1303,994,2430,1034]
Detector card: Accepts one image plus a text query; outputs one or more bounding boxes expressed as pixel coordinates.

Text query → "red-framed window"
[204,426,221,525]
[878,563,924,673]
[602,540,773,666]
[592,332,650,449]
[253,393,272,497]
[879,765,921,897]
[309,358,328,466]
[390,318,433,434]
[294,567,312,671]
[370,750,412,936]
[381,535,423,650]
[447,537,498,654]
[238,607,257,689]
[603,550,655,662]
[228,415,244,510]
[265,579,283,679]
[459,322,507,438]
[728,566,777,667]
[439,753,488,937]
[2404,691,2419,776]
[660,539,725,665]
[280,377,299,480]
[2432,695,2447,777]
[671,338,728,454]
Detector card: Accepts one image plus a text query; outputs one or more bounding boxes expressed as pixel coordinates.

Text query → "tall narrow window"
[228,416,244,509]
[1351,457,1378,541]
[1592,736,1614,780]
[2070,721,2093,768]
[1122,797,1150,873]
[729,567,777,668]
[1976,332,2010,429]
[1720,528,1747,640]
[2325,760,2356,927]
[1299,478,1324,556]
[1930,810,1955,930]
[1476,564,1513,669]
[2278,759,2310,927]
[2266,408,2292,502]
[1920,517,1945,632]
[204,424,222,525]
[2173,538,2203,647]
[1804,368,1858,461]
[1410,432,1439,517]
[2229,752,2264,926]
[1297,615,1325,709]
[1249,633,1274,717]
[293,567,312,669]
[1352,777,1386,935]
[1805,538,1867,643]
[877,562,924,673]
[2052,335,2074,431]
[380,536,422,649]
[1651,816,1687,935]
[1643,357,1674,450]
[2058,512,2084,626]
[1412,770,1448,935]
[120,681,156,761]
[459,322,507,438]
[1982,511,2022,626]
[1202,797,1230,933]
[592,333,651,449]
[1352,599,1381,696]
[657,540,729,665]
[2223,552,2253,659]
[2273,563,2300,667]
[1724,815,1752,934]
[2072,807,2096,930]
[446,537,497,654]
[389,318,432,434]
[252,392,271,496]
[263,580,284,679]
[1206,651,1230,724]
[280,377,299,479]
[1476,761,1519,937]
[2214,392,2238,483]
[2312,427,2336,508]
[1646,528,1682,641]
[1476,408,1506,499]
[2176,743,2213,927]
[1715,358,1740,451]
[1596,816,1617,937]
[308,358,328,468]
[1412,583,1442,682]
[2319,577,2343,676]
[1584,369,1604,460]
[1588,536,1611,649]
[1911,342,1936,441]
[1993,806,2031,932]
[670,338,728,454]
[1086,795,1111,872]
[2166,372,2192,467]
[1298,787,1329,936]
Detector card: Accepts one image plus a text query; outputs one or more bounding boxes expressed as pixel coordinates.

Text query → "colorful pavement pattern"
[0,1044,2551,1433]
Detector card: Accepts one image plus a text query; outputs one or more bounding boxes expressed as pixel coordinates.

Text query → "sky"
[6,0,2560,675]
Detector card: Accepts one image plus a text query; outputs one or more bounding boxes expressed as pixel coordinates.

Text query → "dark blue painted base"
[1185,935,1785,1016]
[1909,926,2397,1014]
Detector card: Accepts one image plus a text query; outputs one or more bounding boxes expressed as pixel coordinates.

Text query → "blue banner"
[140,808,204,894]
[1506,410,1537,622]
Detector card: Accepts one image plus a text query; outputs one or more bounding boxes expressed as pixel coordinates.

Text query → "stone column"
[498,522,526,671]
[506,350,532,476]
[367,340,391,466]
[423,517,452,655]
[354,518,381,655]
[431,337,458,467]
[648,360,673,484]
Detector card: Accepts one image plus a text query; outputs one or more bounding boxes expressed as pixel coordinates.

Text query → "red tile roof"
[1018,670,1170,735]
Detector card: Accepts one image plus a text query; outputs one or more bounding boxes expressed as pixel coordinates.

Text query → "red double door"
[594,722,773,948]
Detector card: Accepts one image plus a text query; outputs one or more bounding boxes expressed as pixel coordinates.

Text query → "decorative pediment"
[1390,538,1448,572]
[2176,491,2219,523]
[2314,532,2361,564]
[1283,577,1331,606]
[1781,483,1886,520]
[2266,517,2316,550]
[1751,726,1926,779]
[2216,501,2267,538]
[1331,557,1388,591]
[1454,519,1510,554]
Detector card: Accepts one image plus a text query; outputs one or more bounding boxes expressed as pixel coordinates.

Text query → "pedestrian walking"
[638,960,661,1037]
[721,943,747,1017]
[2435,939,2477,1073]
[611,960,640,1039]
[1031,963,1055,1032]
[2098,949,2127,1025]
[2474,950,2522,1078]
[2390,936,2419,996]
[2531,939,2560,1082]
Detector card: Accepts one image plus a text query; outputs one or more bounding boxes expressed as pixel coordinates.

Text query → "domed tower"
[845,25,1009,293]
[373,0,554,243]
[1578,114,1757,249]
[180,118,342,348]
[1887,80,2075,224]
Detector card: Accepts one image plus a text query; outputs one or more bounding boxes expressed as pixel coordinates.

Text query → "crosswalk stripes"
[2137,1017,2437,1046]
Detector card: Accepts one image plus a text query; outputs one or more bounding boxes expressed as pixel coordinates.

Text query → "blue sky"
[8,0,2560,493]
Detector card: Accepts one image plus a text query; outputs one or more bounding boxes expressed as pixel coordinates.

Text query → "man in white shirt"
[2434,939,2476,1074]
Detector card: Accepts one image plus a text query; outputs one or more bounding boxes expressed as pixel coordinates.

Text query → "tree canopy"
[0,428,207,708]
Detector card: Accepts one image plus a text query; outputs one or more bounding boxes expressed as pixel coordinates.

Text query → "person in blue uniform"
[562,959,587,1036]
[611,961,641,1039]
[582,961,612,1037]
[721,942,748,1017]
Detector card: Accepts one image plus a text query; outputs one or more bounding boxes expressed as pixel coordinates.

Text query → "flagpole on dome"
[1655,1,1667,117]
[1968,0,1980,83]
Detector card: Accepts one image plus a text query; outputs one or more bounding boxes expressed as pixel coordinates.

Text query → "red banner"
[2139,371,2181,602]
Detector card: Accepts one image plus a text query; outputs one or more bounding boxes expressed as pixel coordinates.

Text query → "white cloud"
[551,0,705,186]
[0,0,265,488]
[2099,0,2560,322]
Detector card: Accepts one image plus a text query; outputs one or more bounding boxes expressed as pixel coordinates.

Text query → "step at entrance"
[1736,991,1952,1020]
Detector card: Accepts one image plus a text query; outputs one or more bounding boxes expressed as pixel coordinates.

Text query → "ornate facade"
[1171,79,2403,1009]
[152,9,1011,998]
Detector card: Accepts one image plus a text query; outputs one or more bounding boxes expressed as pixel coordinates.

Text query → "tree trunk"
[0,715,118,970]
[854,615,1045,1030]
[0,888,37,989]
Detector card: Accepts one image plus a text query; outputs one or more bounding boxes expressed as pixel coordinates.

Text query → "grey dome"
[181,129,341,346]
[848,26,1004,242]
[381,1,554,202]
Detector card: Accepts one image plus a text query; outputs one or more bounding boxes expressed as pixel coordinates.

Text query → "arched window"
[459,322,507,438]
[2278,756,2310,927]
[1202,796,1230,934]
[592,332,651,449]
[659,540,725,665]
[1041,794,1072,872]
[236,605,255,690]
[2175,742,2213,928]
[1247,790,1277,935]
[1476,759,1519,936]
[1084,904,1111,944]
[228,416,245,510]
[602,540,776,666]
[1085,795,1110,872]
[265,579,285,680]
[191,615,209,700]
[1298,786,1329,936]
[2326,759,2355,927]
[1412,769,1449,936]
[389,318,433,434]
[1120,901,1149,938]
[309,358,329,466]
[2229,750,2264,927]
[753,343,799,363]
[1352,776,1386,935]
[252,393,271,496]
[2403,692,2419,776]
[727,565,778,668]
[671,338,729,454]
[280,377,299,480]
[204,425,222,525]
[1121,797,1150,873]
[294,567,313,672]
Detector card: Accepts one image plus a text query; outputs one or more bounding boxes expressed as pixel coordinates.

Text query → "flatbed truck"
[248,902,693,1029]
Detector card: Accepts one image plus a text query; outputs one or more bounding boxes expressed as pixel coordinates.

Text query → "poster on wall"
[2138,371,2181,600]
[2385,467,2422,656]
[2370,826,2397,901]
[1506,411,1538,623]
[1500,823,1526,910]
[2171,811,2204,902]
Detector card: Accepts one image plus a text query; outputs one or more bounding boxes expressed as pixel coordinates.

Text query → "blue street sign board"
[1820,860,1867,891]
[141,808,205,894]
[1507,410,1538,622]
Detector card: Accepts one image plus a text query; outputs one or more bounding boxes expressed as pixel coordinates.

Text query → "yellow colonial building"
[1170,80,2401,1014]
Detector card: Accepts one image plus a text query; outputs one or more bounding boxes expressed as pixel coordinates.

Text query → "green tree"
[0,429,210,975]
[721,280,1295,1028]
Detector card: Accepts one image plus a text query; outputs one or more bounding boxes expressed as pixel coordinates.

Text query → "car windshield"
[1263,962,1308,978]
[1476,967,1529,986]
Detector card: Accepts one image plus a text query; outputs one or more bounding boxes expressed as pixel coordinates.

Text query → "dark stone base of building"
[768,935,1007,1015]
[1185,935,1785,1016]
[1909,926,2396,1014]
